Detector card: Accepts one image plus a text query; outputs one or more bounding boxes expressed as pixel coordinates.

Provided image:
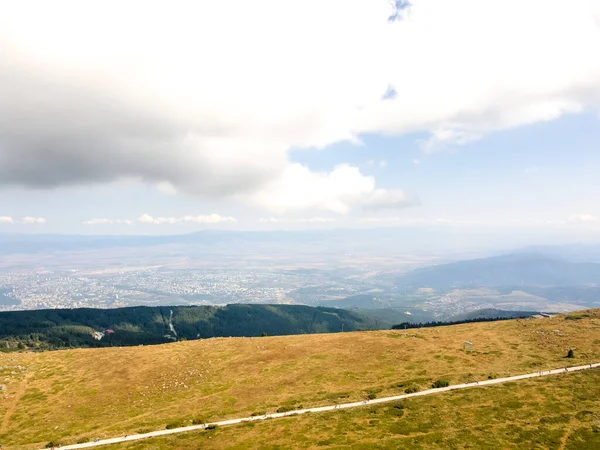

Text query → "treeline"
[391,314,539,330]
[0,304,382,352]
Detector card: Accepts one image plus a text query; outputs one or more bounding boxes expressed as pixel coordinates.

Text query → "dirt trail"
[45,362,600,450]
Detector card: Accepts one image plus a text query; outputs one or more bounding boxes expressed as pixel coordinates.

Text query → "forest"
[0,304,382,351]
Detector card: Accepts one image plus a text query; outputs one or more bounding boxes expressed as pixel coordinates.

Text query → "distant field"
[1,310,599,449]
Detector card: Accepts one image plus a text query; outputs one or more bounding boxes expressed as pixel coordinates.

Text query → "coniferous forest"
[0,304,383,352]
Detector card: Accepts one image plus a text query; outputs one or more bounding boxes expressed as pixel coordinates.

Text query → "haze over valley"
[2,231,600,323]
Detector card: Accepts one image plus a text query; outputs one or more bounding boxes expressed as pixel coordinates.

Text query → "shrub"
[404,386,419,394]
[565,314,585,321]
[251,411,266,417]
[276,405,294,413]
[191,417,205,425]
[166,421,185,430]
[575,410,595,421]
[567,348,575,358]
[389,403,405,417]
[367,392,377,400]
[206,424,218,430]
[432,379,450,388]
[261,332,268,337]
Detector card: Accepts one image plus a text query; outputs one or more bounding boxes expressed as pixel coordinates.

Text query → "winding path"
[43,362,600,449]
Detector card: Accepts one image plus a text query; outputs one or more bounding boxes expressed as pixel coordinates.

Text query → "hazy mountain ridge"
[397,253,600,288]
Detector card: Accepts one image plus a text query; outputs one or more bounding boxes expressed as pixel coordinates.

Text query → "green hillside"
[0,304,384,351]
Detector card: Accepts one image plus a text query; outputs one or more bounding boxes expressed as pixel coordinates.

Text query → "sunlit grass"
[114,369,600,449]
[0,310,599,449]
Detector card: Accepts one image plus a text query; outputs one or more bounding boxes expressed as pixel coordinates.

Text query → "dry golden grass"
[1,310,599,449]
[113,368,600,450]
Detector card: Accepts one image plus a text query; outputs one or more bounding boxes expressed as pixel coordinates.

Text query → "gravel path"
[46,362,600,449]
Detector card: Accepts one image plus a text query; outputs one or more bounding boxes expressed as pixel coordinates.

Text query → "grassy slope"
[115,369,600,450]
[1,310,599,449]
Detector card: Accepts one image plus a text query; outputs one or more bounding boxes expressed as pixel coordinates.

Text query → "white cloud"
[82,218,133,225]
[20,216,46,224]
[82,218,105,225]
[259,217,336,224]
[84,214,236,225]
[301,217,336,223]
[355,215,600,229]
[0,216,46,224]
[137,214,158,224]
[568,213,599,223]
[137,213,236,225]
[379,160,388,169]
[357,217,402,224]
[250,163,415,214]
[181,214,237,224]
[0,0,599,213]
[83,214,236,225]
[357,217,452,226]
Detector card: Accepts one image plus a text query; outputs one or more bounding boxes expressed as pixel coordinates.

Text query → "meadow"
[114,369,600,449]
[0,310,599,449]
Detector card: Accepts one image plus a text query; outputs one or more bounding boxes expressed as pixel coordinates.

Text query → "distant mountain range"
[396,253,600,289]
[515,244,600,263]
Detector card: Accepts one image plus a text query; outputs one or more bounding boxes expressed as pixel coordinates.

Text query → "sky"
[1,0,600,239]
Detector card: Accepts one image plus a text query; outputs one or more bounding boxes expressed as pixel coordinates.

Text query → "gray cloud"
[0,58,283,196]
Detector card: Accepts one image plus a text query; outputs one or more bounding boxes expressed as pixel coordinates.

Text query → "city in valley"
[2,232,598,321]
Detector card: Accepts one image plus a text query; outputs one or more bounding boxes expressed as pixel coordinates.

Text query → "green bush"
[206,424,218,430]
[277,405,294,413]
[388,404,405,417]
[367,392,377,400]
[404,386,419,394]
[251,411,266,417]
[166,421,185,430]
[567,348,575,358]
[191,417,205,425]
[432,379,450,388]
[565,314,585,321]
